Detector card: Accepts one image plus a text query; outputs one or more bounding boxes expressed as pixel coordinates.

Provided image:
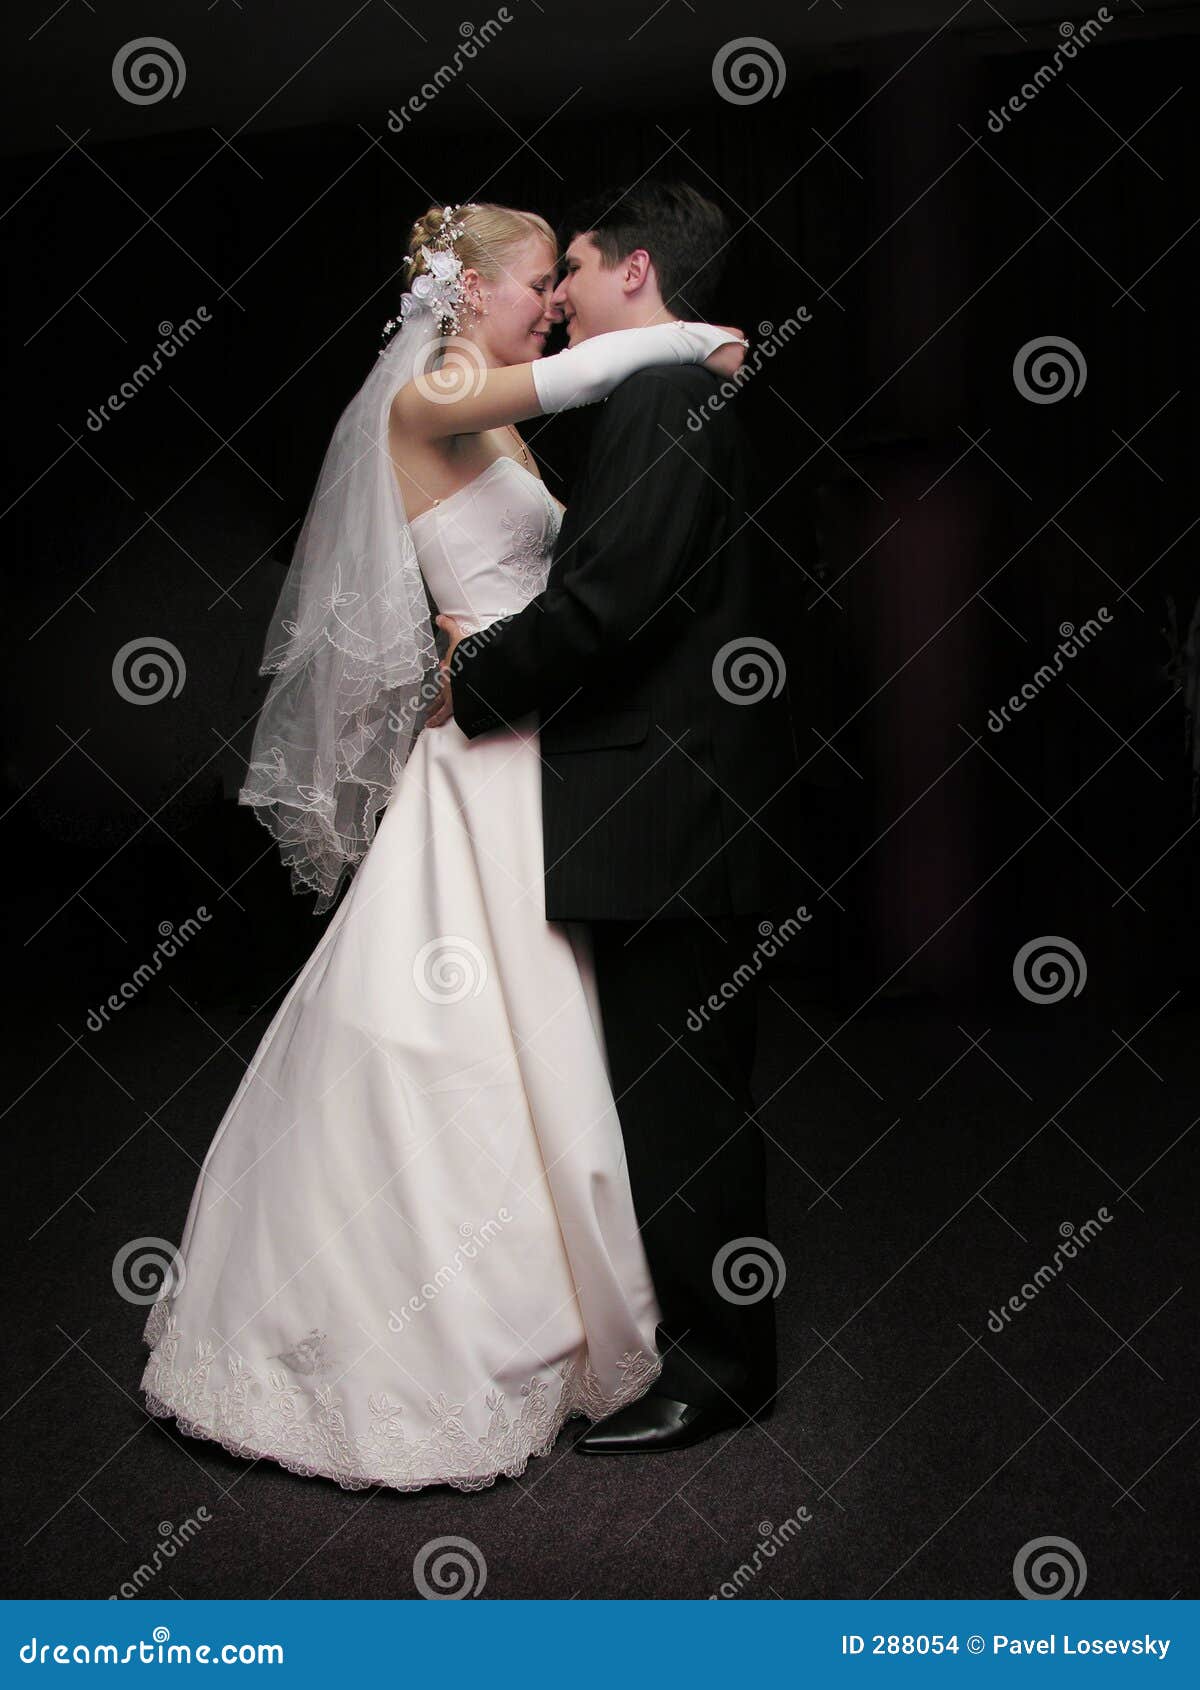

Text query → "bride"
[138,201,745,1494]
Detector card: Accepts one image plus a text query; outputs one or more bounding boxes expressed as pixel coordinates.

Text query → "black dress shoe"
[574,1393,752,1455]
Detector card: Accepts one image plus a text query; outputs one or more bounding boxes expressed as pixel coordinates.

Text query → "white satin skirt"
[140,710,662,1493]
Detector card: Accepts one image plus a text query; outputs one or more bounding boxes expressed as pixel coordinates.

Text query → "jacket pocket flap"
[541,708,650,752]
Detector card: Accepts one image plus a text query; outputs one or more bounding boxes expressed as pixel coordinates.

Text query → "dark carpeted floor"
[4,959,1195,1601]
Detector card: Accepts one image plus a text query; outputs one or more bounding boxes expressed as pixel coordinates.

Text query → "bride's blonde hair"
[404,202,557,288]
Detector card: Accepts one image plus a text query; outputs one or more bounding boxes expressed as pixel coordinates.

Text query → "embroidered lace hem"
[140,1301,663,1496]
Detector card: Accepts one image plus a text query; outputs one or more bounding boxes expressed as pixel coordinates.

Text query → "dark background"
[2,0,1196,1602]
[3,0,1197,1010]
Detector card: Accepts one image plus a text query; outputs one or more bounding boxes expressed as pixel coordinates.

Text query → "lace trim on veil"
[141,1297,663,1496]
[238,305,445,915]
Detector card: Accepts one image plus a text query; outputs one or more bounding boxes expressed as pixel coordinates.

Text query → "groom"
[437,181,795,1453]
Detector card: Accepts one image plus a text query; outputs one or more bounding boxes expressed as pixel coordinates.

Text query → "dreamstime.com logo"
[85,906,212,1032]
[710,1504,813,1597]
[20,1628,283,1665]
[387,1213,512,1332]
[686,308,813,430]
[86,309,211,432]
[109,1510,212,1600]
[1013,1535,1088,1599]
[686,906,811,1032]
[388,614,507,729]
[986,607,1112,732]
[986,10,1113,133]
[985,1210,1114,1333]
[387,13,513,131]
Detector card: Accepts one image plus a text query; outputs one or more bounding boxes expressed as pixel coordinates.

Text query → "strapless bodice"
[408,455,562,636]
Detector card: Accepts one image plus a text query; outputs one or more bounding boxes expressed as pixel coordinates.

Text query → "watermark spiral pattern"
[413,1536,488,1599]
[713,1237,787,1304]
[112,1236,186,1306]
[1012,936,1087,1003]
[1013,1535,1088,1599]
[413,336,488,405]
[712,636,786,704]
[712,38,787,105]
[1012,335,1087,404]
[112,637,186,704]
[112,39,186,105]
[413,936,489,1004]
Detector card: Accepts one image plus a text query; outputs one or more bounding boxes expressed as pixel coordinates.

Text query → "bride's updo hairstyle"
[404,202,557,292]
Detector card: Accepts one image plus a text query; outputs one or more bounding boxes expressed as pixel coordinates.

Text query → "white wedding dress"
[140,453,664,1493]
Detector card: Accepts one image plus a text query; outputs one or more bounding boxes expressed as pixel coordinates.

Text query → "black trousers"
[590,914,778,1417]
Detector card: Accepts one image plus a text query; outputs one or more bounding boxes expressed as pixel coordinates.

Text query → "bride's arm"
[391,321,746,441]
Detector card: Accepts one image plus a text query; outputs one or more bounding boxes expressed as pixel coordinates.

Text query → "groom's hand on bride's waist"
[429,613,466,727]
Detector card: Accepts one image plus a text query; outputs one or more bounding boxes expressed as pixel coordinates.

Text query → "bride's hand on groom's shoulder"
[703,327,748,380]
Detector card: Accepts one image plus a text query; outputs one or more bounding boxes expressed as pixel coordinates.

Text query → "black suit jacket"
[449,364,798,921]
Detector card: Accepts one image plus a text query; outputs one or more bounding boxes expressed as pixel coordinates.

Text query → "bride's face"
[470,236,560,365]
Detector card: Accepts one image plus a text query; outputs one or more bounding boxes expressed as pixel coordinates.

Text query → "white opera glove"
[531,320,746,414]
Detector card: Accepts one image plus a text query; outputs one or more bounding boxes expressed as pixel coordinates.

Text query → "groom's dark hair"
[560,181,729,316]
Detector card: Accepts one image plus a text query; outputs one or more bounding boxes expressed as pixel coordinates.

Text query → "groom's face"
[551,233,631,344]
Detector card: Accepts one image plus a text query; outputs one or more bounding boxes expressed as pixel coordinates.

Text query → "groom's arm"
[448,371,719,737]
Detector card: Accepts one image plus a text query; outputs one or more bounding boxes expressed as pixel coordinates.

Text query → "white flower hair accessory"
[382,203,475,344]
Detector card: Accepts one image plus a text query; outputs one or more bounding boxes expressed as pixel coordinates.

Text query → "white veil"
[239,298,445,912]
